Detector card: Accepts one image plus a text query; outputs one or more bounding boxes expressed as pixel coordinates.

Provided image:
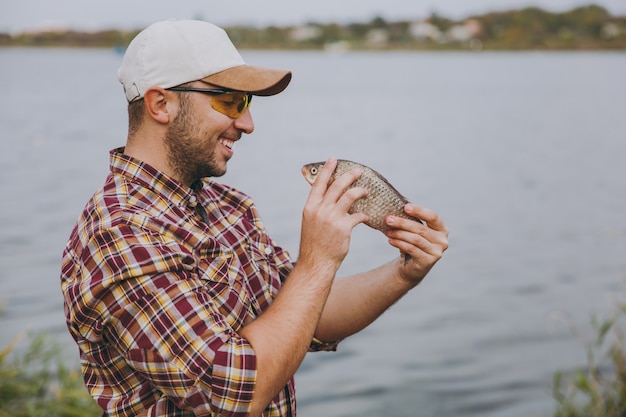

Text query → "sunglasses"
[166,87,253,119]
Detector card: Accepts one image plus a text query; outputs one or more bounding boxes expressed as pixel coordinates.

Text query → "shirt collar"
[109,147,194,208]
[108,147,255,215]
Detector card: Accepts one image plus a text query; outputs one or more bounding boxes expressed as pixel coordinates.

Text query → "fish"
[301,159,422,264]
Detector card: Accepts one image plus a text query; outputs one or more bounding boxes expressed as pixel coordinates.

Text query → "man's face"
[164,83,254,185]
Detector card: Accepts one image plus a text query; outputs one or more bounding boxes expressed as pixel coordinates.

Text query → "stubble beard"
[163,96,227,185]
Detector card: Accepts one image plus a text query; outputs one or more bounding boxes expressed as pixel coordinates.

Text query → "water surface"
[1,48,625,417]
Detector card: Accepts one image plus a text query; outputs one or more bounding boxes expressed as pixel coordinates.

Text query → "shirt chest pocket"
[198,244,233,282]
[246,238,275,274]
[243,237,281,313]
[196,244,248,329]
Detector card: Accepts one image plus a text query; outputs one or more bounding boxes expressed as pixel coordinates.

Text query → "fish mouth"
[301,166,315,184]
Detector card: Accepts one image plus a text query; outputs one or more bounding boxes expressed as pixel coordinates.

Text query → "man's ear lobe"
[143,88,172,124]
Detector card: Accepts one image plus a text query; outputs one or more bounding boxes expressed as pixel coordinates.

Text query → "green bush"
[0,333,101,417]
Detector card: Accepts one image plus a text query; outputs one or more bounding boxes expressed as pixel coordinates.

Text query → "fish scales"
[301,159,420,233]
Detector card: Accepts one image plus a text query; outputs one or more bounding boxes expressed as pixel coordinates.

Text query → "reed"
[552,300,626,417]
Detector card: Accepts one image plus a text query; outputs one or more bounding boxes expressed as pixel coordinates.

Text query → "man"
[61,19,448,417]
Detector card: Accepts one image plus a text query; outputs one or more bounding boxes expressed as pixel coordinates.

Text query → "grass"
[0,333,101,417]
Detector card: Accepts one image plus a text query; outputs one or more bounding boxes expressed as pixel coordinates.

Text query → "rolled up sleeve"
[111,277,258,417]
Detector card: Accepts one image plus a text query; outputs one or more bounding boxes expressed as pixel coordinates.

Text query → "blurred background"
[1,1,625,416]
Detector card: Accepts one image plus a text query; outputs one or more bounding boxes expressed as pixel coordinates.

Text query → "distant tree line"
[0,29,137,49]
[1,4,625,50]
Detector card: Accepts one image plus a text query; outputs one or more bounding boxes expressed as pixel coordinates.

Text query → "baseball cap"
[118,19,292,103]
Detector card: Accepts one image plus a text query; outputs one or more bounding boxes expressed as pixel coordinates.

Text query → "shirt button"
[264,246,273,256]
[188,195,197,208]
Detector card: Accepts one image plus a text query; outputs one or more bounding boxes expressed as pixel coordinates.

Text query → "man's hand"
[385,203,449,285]
[297,157,369,271]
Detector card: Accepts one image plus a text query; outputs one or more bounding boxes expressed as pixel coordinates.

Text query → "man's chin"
[203,166,227,178]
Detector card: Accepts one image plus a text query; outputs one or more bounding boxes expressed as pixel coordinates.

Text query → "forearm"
[314,258,417,342]
[239,260,337,416]
[315,204,449,343]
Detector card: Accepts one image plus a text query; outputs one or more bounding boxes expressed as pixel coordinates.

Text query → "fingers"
[385,204,449,259]
[299,158,369,268]
[384,207,449,283]
[302,156,369,229]
[404,204,447,232]
[306,157,368,209]
[311,158,366,201]
[308,157,337,198]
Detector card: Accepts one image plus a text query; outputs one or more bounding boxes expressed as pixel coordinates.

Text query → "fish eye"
[310,167,318,175]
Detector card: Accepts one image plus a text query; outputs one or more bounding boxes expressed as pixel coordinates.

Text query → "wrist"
[393,258,425,289]
[294,254,341,281]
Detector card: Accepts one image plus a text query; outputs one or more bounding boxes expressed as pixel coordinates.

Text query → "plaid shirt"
[61,148,335,417]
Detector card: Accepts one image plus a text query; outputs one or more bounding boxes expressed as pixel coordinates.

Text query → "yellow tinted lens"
[211,92,252,118]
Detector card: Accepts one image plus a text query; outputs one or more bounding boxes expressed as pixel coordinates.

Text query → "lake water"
[1,48,625,417]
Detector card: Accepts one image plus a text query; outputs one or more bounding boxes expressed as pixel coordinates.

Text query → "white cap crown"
[118,20,290,102]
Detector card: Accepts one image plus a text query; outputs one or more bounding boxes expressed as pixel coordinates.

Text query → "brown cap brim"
[202,65,292,96]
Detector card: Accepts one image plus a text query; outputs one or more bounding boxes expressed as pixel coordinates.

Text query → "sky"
[2,0,626,34]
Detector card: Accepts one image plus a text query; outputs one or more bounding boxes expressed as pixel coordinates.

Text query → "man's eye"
[218,98,237,107]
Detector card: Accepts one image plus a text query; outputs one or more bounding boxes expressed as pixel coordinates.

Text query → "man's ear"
[143,87,175,124]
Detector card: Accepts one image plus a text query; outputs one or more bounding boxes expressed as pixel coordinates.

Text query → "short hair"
[126,82,195,138]
[127,99,145,137]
